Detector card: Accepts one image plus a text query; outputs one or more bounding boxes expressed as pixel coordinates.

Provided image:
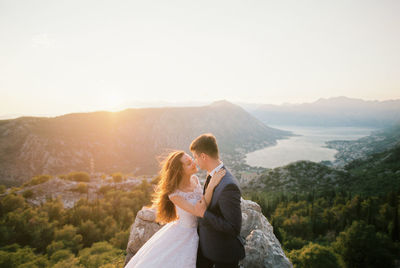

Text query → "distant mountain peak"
[312,96,398,105]
[314,96,363,104]
[248,96,400,128]
[210,100,233,106]
[209,100,242,109]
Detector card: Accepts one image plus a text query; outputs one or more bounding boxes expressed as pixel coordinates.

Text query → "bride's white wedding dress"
[125,175,203,268]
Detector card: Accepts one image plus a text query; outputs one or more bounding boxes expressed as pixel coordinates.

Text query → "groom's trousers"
[197,246,239,268]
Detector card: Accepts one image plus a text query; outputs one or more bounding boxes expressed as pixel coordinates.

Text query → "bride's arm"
[169,195,200,217]
[169,170,226,217]
[203,169,226,207]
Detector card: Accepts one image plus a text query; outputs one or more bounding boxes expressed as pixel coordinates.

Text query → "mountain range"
[0,101,290,186]
[242,97,400,127]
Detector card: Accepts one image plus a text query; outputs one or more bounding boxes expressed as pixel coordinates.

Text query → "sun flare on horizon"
[97,92,126,112]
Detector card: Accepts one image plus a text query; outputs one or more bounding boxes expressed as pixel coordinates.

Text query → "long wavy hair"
[152,151,185,224]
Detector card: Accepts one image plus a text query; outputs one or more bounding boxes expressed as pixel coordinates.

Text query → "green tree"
[97,216,118,241]
[110,229,130,250]
[288,242,342,268]
[1,194,25,215]
[3,207,54,252]
[52,224,83,254]
[69,202,91,225]
[42,197,65,223]
[49,249,75,265]
[78,241,124,268]
[46,241,64,257]
[284,236,308,251]
[0,246,49,268]
[52,255,83,268]
[52,256,83,268]
[78,220,101,247]
[333,220,395,268]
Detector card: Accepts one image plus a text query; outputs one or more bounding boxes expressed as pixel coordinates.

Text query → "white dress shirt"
[208,161,224,177]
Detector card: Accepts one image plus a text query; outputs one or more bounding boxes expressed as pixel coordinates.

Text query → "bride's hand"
[195,197,207,217]
[209,169,226,189]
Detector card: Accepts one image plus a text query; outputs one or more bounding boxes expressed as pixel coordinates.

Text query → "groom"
[191,133,245,268]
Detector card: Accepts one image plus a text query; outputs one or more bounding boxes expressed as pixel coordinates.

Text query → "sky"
[1,0,399,117]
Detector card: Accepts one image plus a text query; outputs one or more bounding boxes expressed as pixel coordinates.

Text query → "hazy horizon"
[1,96,400,120]
[1,0,399,117]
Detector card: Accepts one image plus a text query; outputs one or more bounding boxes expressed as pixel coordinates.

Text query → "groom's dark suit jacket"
[198,167,245,263]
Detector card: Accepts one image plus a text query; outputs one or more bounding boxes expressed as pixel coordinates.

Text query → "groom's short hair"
[190,133,219,159]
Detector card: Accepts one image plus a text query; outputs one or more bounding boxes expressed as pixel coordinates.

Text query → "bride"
[125,150,225,268]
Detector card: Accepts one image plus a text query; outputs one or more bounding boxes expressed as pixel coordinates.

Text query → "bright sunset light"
[1,0,399,117]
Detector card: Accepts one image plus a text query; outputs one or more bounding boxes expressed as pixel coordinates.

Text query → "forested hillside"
[244,141,400,267]
[0,175,153,267]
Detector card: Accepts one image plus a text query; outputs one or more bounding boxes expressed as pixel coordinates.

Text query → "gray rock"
[124,199,292,267]
[124,206,164,265]
[239,199,292,268]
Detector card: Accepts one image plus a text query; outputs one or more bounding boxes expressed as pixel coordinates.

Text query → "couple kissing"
[125,133,245,268]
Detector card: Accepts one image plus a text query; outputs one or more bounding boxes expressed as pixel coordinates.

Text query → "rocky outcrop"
[240,199,292,268]
[125,199,292,267]
[124,206,163,265]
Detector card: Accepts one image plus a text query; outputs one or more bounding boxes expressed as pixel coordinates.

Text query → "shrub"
[22,175,52,187]
[67,172,90,182]
[22,190,34,199]
[112,173,124,183]
[98,185,113,195]
[74,183,88,194]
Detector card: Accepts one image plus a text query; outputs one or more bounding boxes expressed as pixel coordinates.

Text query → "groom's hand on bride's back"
[195,197,207,218]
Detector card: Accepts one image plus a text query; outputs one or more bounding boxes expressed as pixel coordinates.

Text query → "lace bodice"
[168,175,203,228]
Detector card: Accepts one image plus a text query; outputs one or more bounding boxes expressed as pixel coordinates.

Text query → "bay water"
[245,125,377,168]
